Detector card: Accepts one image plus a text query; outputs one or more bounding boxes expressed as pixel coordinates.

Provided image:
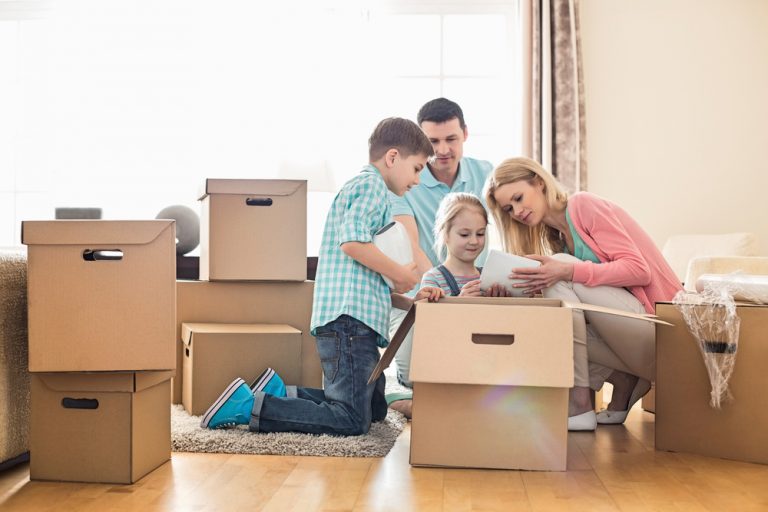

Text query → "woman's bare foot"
[389,399,412,419]
[605,370,639,411]
[569,386,593,416]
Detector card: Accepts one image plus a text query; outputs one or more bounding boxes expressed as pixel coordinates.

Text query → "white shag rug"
[171,405,407,457]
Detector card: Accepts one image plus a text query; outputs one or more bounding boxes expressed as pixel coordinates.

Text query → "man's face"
[420,118,468,176]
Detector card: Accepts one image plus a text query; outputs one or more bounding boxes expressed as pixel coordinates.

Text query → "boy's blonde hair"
[433,192,488,261]
[484,157,569,256]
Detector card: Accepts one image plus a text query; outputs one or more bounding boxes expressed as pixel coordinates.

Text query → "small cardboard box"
[174,280,318,404]
[30,371,172,484]
[198,179,307,281]
[656,302,768,464]
[371,297,666,471]
[182,322,302,416]
[22,220,176,372]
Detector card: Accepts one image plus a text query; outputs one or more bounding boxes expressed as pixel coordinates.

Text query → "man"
[387,98,494,418]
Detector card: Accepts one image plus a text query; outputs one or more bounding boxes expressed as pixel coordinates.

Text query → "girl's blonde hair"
[433,192,488,261]
[484,157,569,256]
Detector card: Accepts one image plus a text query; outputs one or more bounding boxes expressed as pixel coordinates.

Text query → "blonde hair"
[433,192,488,261]
[484,157,569,256]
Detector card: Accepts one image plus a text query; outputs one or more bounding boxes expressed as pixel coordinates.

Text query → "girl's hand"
[509,254,574,295]
[415,286,445,302]
[459,279,483,297]
[390,262,420,294]
[484,283,511,297]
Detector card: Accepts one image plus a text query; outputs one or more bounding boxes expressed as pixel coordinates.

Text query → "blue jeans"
[249,315,388,436]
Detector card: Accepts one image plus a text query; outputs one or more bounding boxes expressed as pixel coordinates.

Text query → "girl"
[485,157,681,431]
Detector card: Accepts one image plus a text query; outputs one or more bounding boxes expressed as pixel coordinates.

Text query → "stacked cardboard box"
[175,179,319,414]
[22,220,176,484]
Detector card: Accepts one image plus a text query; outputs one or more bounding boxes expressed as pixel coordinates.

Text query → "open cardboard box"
[22,220,176,372]
[370,297,669,471]
[181,322,302,416]
[655,301,768,465]
[198,178,307,281]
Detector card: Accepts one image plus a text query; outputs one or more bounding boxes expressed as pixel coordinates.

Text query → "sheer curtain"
[523,0,587,193]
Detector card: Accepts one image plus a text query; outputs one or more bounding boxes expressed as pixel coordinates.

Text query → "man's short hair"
[369,117,435,162]
[417,97,466,129]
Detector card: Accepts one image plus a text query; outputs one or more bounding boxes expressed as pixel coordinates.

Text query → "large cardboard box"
[656,302,768,464]
[30,371,172,484]
[22,220,176,372]
[174,280,319,404]
[182,322,302,415]
[198,179,307,281]
[372,297,666,471]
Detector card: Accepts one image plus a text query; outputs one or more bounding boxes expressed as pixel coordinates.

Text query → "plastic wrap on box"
[695,273,768,304]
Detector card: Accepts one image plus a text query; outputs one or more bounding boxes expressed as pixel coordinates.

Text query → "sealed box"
[174,280,318,404]
[655,302,768,464]
[198,179,307,281]
[30,371,172,484]
[182,322,302,416]
[22,220,176,372]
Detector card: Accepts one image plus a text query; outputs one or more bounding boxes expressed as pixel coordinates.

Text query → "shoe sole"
[251,368,275,392]
[200,378,246,428]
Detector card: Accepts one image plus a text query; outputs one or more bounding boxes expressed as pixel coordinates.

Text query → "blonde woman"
[485,157,681,431]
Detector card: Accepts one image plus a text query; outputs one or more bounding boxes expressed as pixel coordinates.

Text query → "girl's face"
[445,208,487,265]
[492,179,547,226]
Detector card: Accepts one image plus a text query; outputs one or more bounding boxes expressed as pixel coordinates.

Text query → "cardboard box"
[656,302,768,464]
[371,297,667,471]
[22,220,176,372]
[198,179,307,281]
[182,322,302,415]
[174,280,319,404]
[30,371,172,484]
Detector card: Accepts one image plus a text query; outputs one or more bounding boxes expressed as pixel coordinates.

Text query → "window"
[0,0,521,253]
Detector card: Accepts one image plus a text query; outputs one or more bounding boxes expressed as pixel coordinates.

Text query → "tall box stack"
[22,220,176,484]
[176,179,319,412]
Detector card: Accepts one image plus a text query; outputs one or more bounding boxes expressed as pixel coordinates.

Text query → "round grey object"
[156,205,200,255]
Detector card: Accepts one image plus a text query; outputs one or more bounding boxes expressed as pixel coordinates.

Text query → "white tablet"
[479,249,541,296]
[373,221,414,288]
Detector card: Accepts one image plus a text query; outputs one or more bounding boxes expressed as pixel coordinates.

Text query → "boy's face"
[383,151,428,196]
[420,117,467,176]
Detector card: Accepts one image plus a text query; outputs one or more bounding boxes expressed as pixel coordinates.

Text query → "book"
[479,249,541,296]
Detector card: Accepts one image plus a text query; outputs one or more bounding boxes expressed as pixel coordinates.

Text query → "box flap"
[36,371,171,393]
[182,322,301,335]
[22,220,174,246]
[198,179,306,200]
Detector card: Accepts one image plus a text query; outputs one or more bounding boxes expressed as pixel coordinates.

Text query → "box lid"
[181,322,302,347]
[198,179,306,200]
[21,220,174,246]
[34,371,174,393]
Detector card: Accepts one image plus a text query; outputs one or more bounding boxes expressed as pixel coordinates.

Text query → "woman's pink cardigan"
[567,192,682,314]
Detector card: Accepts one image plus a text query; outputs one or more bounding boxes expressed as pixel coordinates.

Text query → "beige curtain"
[523,0,587,193]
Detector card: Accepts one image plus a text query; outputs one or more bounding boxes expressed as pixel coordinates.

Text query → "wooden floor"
[2,408,768,511]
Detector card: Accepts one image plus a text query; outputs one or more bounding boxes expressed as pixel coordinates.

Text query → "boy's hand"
[415,286,444,302]
[390,262,419,294]
[459,279,483,297]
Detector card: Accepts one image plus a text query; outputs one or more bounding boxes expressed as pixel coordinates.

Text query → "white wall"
[579,0,768,254]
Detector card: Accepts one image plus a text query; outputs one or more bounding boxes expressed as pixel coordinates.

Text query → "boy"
[200,117,439,435]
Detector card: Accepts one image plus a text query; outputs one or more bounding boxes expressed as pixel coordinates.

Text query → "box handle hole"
[62,398,99,410]
[471,333,515,345]
[246,197,273,206]
[83,249,123,261]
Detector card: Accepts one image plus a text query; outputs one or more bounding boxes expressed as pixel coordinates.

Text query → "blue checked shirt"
[311,164,393,347]
[388,156,493,296]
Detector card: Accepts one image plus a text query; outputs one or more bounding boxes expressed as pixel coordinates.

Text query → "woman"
[485,157,681,431]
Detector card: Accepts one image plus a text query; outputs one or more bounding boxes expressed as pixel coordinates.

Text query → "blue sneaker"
[250,367,287,397]
[200,378,254,429]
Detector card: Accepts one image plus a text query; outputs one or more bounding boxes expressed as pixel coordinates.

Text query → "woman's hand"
[509,254,574,295]
[414,286,445,302]
[458,279,483,297]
